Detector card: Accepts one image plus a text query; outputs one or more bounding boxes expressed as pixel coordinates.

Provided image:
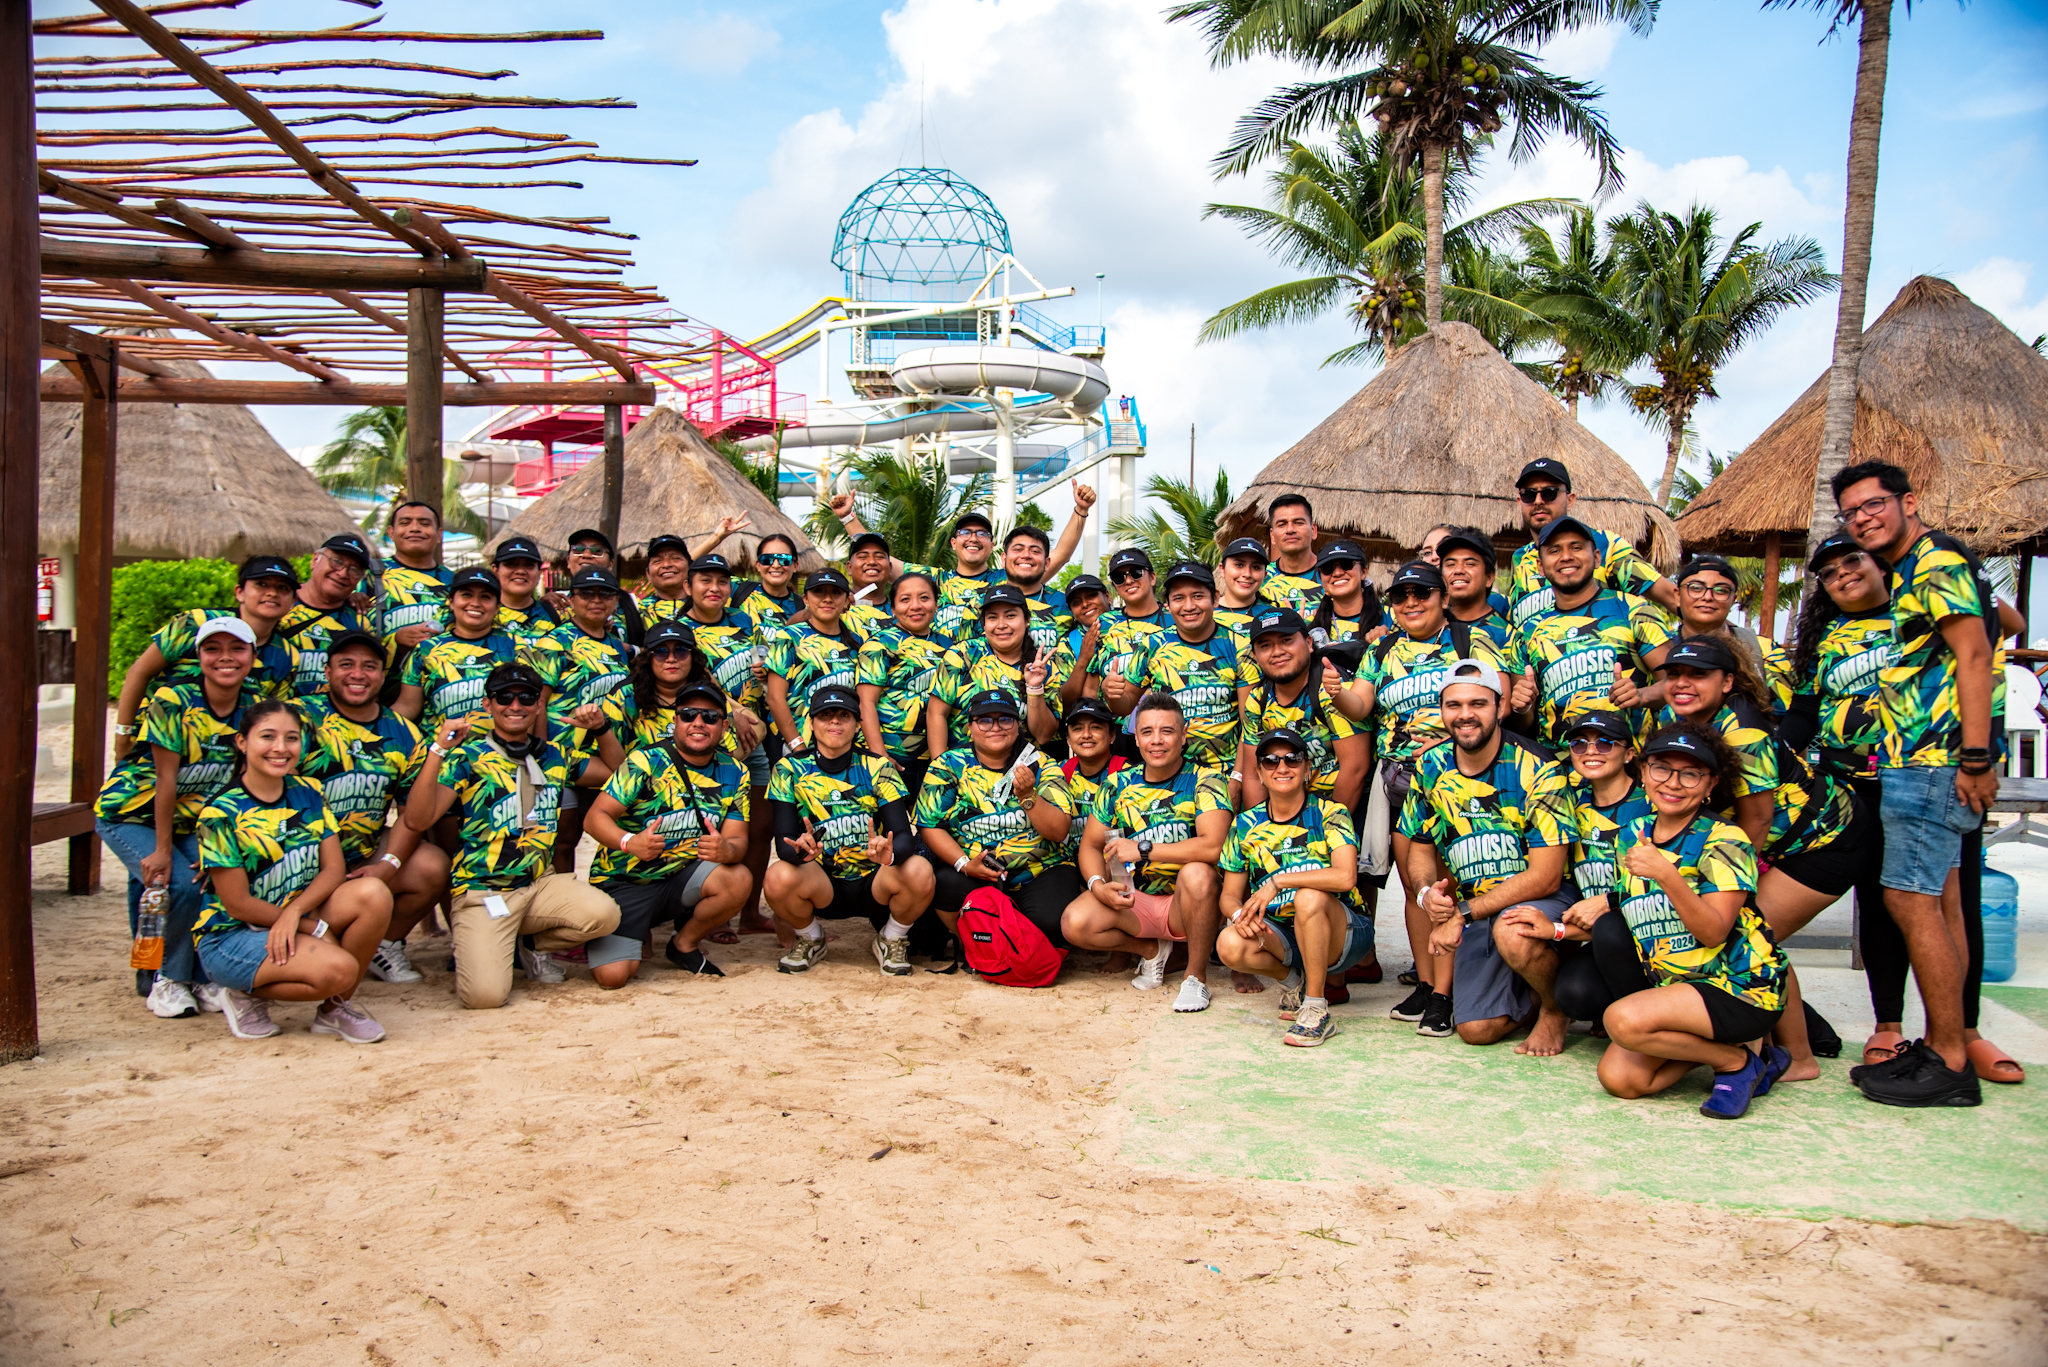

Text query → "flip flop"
[707,928,741,945]
[1966,1037,2026,1085]
[1862,1030,1908,1067]
[1396,968,1420,987]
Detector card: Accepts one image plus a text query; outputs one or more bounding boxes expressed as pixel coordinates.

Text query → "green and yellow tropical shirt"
[1684,695,1857,859]
[1565,776,1655,899]
[1089,762,1231,897]
[857,625,952,763]
[767,750,909,881]
[1396,736,1576,899]
[598,687,745,763]
[292,695,424,865]
[436,735,582,893]
[1879,531,1994,769]
[1259,565,1322,616]
[842,596,896,641]
[1520,589,1671,747]
[400,628,528,736]
[194,775,337,937]
[1797,610,1897,772]
[1453,607,1520,658]
[531,620,631,724]
[495,598,561,640]
[1219,797,1361,919]
[1125,627,1252,768]
[682,607,764,710]
[1039,756,1123,863]
[276,599,367,696]
[733,581,801,626]
[590,744,747,886]
[1364,625,1519,765]
[636,594,694,630]
[1095,605,1171,682]
[766,621,865,744]
[1505,531,1663,632]
[95,681,257,833]
[1612,811,1785,1011]
[150,608,299,700]
[913,746,1068,884]
[377,562,454,661]
[935,584,1072,656]
[932,637,1074,749]
[1240,676,1362,799]
[902,561,1004,622]
[1214,603,1261,638]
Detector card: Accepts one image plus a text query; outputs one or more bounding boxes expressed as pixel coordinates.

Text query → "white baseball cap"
[1438,657,1504,700]
[194,616,257,647]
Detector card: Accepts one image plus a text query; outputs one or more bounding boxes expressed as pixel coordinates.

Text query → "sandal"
[1396,967,1420,987]
[707,928,741,945]
[1862,1030,1907,1067]
[1966,1037,2026,1085]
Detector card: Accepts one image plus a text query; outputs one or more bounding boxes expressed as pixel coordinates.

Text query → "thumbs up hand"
[1608,663,1640,708]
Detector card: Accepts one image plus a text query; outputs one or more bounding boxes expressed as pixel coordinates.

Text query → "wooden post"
[1760,530,1782,638]
[599,403,623,550]
[2018,552,2034,643]
[69,346,116,896]
[405,288,444,515]
[1,0,41,1063]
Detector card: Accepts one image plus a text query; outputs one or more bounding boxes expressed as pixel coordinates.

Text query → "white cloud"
[1535,22,1626,80]
[1471,139,1839,239]
[1952,258,2048,345]
[661,12,782,77]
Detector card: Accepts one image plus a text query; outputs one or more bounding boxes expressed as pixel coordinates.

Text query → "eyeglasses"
[757,553,795,567]
[1257,751,1307,770]
[1109,568,1148,585]
[1518,485,1564,504]
[1645,759,1711,789]
[1840,492,1898,523]
[971,713,1019,726]
[569,542,609,556]
[954,528,990,542]
[648,644,692,661]
[490,688,541,706]
[676,706,725,724]
[1681,581,1735,600]
[1817,551,1870,585]
[1387,586,1435,605]
[1567,736,1621,754]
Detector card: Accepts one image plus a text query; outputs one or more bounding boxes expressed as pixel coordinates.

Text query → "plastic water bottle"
[130,884,166,971]
[1105,827,1134,893]
[1981,855,2019,984]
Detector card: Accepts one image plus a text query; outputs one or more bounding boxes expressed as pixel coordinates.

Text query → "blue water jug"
[1981,855,2019,984]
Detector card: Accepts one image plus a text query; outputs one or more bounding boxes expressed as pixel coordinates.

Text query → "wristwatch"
[1457,899,1475,926]
[1136,839,1154,867]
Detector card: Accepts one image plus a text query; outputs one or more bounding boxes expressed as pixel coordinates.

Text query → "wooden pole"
[1760,530,1782,638]
[41,236,487,290]
[599,403,623,549]
[39,376,656,407]
[1,0,41,1063]
[2018,553,2034,644]
[69,345,116,896]
[405,287,443,515]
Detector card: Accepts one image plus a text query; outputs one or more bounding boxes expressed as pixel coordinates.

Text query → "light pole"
[1094,272,1105,326]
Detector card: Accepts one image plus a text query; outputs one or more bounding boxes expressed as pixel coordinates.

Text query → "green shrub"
[108,558,238,697]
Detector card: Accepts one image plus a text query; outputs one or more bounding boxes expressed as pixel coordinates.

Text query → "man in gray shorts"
[1396,659,1579,1046]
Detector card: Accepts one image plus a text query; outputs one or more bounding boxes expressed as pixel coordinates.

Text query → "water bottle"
[1105,826,1134,892]
[1981,854,2019,984]
[130,884,166,971]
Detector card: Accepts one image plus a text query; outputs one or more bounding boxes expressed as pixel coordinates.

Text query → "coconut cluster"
[1369,48,1506,139]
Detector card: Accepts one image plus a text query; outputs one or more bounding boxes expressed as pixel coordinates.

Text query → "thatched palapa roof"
[489,405,826,571]
[1217,323,1678,570]
[1677,276,2048,556]
[39,355,361,561]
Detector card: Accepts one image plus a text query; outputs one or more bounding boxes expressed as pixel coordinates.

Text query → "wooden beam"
[37,168,212,245]
[40,374,656,405]
[41,318,181,376]
[93,276,346,382]
[42,236,487,290]
[1760,529,1782,637]
[482,268,638,384]
[406,286,443,515]
[69,346,114,896]
[1,0,41,1062]
[599,402,623,548]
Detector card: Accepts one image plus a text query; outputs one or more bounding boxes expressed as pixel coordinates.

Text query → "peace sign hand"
[866,816,894,868]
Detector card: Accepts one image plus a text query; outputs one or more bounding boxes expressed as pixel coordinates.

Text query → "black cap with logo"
[1063,696,1117,729]
[965,688,1022,720]
[1162,560,1215,591]
[484,660,543,695]
[1220,536,1269,564]
[1535,514,1600,548]
[647,533,691,562]
[642,619,698,652]
[979,583,1030,615]
[807,682,860,716]
[1662,637,1737,673]
[570,567,621,593]
[689,552,733,576]
[1434,527,1496,571]
[805,568,851,595]
[450,565,501,595]
[239,554,300,586]
[1316,539,1367,569]
[1066,573,1107,601]
[1517,458,1572,491]
[493,536,543,566]
[1248,606,1309,641]
[1642,727,1723,773]
[1107,547,1153,576]
[321,533,372,568]
[1387,560,1445,594]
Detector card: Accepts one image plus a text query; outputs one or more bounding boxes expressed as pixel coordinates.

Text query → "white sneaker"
[778,935,828,974]
[221,989,280,1040]
[518,942,566,984]
[192,982,230,1014]
[146,977,198,1019]
[871,933,912,977]
[1277,972,1304,1021]
[1172,977,1212,1013]
[368,938,424,983]
[1131,937,1173,991]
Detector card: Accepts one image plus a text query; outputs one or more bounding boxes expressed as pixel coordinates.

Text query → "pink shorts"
[1131,891,1182,943]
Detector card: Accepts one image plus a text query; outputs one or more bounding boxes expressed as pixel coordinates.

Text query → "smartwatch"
[1136,839,1154,866]
[1457,899,1475,926]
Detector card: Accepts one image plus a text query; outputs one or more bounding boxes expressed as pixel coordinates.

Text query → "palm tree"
[1514,207,1638,419]
[1609,203,1836,505]
[314,406,489,539]
[1169,0,1653,326]
[807,448,993,568]
[1200,122,1566,364]
[714,436,780,502]
[1106,471,1234,566]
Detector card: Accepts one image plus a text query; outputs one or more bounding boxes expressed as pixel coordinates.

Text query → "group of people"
[95,454,2026,1120]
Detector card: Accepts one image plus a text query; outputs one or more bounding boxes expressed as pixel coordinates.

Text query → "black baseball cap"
[1678,554,1739,585]
[1517,458,1572,490]
[952,511,994,536]
[493,535,543,566]
[1248,606,1310,642]
[1387,560,1445,594]
[675,678,728,709]
[1254,725,1310,760]
[1808,530,1874,573]
[1161,560,1215,591]
[1564,712,1635,747]
[484,661,543,695]
[965,688,1022,720]
[320,533,372,568]
[570,567,621,593]
[1107,547,1152,575]
[325,627,383,660]
[1535,514,1600,548]
[647,533,691,561]
[1642,727,1723,773]
[567,527,613,553]
[979,583,1030,615]
[805,568,850,595]
[1662,637,1737,673]
[1065,573,1107,601]
[689,553,733,576]
[1316,539,1367,569]
[1220,536,1269,564]
[239,554,299,586]
[1435,527,1496,571]
[642,619,697,652]
[1063,697,1117,729]
[807,682,860,716]
[848,531,891,556]
[450,566,501,596]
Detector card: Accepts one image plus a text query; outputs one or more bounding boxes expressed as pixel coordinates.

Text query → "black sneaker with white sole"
[1859,1046,1982,1108]
[1848,1037,1922,1088]
[1416,993,1454,1038]
[1389,982,1433,1022]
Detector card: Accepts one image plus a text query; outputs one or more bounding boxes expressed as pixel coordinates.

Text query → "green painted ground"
[1120,995,2048,1230]
[1984,985,2048,1031]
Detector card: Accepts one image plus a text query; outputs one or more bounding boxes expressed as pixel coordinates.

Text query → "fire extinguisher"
[37,570,54,623]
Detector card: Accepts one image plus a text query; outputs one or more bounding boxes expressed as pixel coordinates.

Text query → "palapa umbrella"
[1217,323,1677,571]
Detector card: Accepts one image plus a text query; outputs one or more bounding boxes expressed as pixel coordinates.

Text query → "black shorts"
[931,862,1080,949]
[552,793,588,861]
[598,861,715,941]
[1771,789,1878,898]
[823,873,891,929]
[1691,982,1784,1044]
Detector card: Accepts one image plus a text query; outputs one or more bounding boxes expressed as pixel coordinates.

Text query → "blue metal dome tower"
[832,167,1011,302]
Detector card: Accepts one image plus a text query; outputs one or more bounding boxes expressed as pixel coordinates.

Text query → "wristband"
[954,855,970,872]
[429,742,450,757]
[1025,688,1045,697]
[114,723,138,737]
[1229,771,1244,782]
[1960,746,1993,759]
[1552,920,1566,942]
[379,852,403,870]
[1087,875,1104,889]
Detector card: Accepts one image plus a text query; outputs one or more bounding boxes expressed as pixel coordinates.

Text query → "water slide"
[766,345,1110,450]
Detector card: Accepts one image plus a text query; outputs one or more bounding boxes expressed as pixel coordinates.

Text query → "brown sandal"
[1966,1037,2025,1084]
[1863,1030,1908,1066]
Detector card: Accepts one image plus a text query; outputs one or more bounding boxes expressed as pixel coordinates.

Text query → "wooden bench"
[31,801,94,846]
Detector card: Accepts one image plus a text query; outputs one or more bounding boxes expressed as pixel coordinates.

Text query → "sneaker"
[221,989,280,1041]
[311,997,386,1045]
[1283,1000,1338,1048]
[1131,937,1173,992]
[664,940,726,977]
[192,982,230,1014]
[1701,1049,1766,1119]
[1755,1043,1792,1097]
[1416,993,1454,1038]
[517,941,566,984]
[146,977,198,1019]
[1324,980,1351,1007]
[1848,1037,1922,1088]
[1277,974,1304,1021]
[1859,1046,1982,1108]
[871,934,912,978]
[1389,981,1433,1022]
[368,939,424,984]
[1172,977,1212,1013]
[778,935,828,974]
[1345,958,1384,985]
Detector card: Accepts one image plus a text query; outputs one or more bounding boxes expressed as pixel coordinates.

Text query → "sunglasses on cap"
[757,552,795,566]
[490,687,541,706]
[1567,735,1622,754]
[1109,567,1148,585]
[1517,485,1564,504]
[1256,750,1307,770]
[675,705,726,724]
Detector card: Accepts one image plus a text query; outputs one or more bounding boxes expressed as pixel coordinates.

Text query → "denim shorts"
[1272,905,1376,975]
[1878,765,1983,897]
[195,926,271,993]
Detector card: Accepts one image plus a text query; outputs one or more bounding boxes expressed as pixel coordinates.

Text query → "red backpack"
[958,885,1067,988]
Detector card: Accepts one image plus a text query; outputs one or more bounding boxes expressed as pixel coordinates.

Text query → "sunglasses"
[648,643,692,661]
[573,588,619,600]
[490,688,541,706]
[1817,551,1870,585]
[1320,559,1361,575]
[1518,485,1564,504]
[676,706,725,724]
[1645,759,1711,789]
[1567,735,1621,754]
[757,553,795,566]
[1256,750,1307,769]
[1387,586,1436,605]
[1109,568,1148,585]
[569,542,610,555]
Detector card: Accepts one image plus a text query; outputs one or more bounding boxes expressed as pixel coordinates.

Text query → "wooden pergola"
[2,0,703,1060]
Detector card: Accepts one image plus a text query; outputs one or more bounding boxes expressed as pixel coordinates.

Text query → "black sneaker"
[1416,993,1454,1038]
[1389,982,1433,1022]
[1860,1047,1982,1108]
[1848,1037,1923,1088]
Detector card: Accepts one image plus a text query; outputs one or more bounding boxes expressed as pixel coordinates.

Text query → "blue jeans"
[1878,766,1982,897]
[96,819,208,985]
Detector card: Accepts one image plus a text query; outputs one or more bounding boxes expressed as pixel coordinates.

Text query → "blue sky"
[41,0,2048,532]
